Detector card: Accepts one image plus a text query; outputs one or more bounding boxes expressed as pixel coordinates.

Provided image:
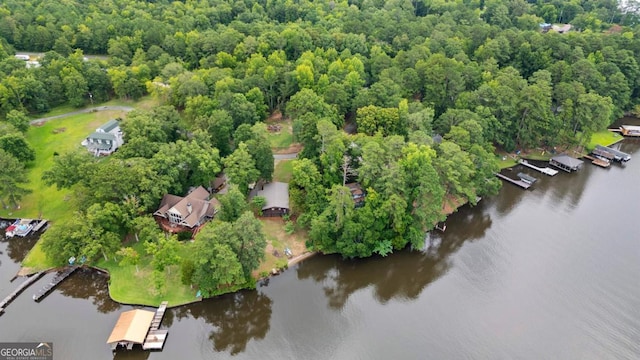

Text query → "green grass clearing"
[273,160,294,182]
[266,120,293,149]
[0,110,129,223]
[96,240,200,307]
[587,130,623,151]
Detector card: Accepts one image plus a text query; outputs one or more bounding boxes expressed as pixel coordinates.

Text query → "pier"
[518,159,559,176]
[32,266,79,302]
[143,301,169,350]
[495,173,532,189]
[107,301,169,351]
[0,272,45,315]
[583,155,610,168]
[32,219,48,232]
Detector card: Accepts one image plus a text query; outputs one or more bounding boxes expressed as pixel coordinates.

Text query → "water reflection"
[3,235,38,263]
[297,204,493,309]
[174,290,272,355]
[56,267,122,313]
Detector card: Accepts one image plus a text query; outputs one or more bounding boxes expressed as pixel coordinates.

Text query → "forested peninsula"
[1,0,639,305]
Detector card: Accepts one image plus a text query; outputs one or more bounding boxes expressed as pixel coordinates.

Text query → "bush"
[284,220,295,235]
[177,231,193,241]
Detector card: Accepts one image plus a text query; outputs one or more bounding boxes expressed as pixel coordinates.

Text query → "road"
[273,153,298,160]
[30,106,134,125]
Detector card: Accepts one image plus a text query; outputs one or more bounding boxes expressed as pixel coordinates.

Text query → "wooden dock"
[32,266,79,302]
[32,219,48,232]
[518,159,559,176]
[495,173,532,189]
[0,272,45,315]
[583,155,610,168]
[143,301,169,350]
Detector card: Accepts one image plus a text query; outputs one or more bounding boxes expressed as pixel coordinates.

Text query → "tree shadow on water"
[173,290,273,355]
[55,267,122,313]
[297,204,493,310]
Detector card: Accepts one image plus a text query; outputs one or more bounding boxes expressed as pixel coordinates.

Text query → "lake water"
[1,140,639,360]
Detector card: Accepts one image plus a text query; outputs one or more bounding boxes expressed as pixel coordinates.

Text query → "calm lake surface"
[1,140,639,360]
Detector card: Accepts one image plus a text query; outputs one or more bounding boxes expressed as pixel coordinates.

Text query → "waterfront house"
[81,119,124,156]
[153,186,220,234]
[252,182,290,217]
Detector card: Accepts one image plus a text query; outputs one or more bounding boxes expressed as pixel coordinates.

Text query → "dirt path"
[29,106,134,125]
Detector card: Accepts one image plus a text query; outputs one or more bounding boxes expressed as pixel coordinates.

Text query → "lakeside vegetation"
[2,0,640,304]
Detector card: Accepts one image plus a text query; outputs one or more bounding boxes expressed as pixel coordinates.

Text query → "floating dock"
[495,173,532,189]
[583,155,611,168]
[0,272,45,315]
[32,266,79,302]
[142,301,169,350]
[518,159,559,176]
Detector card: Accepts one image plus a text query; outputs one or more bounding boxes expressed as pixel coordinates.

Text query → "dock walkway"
[519,159,559,176]
[0,272,45,315]
[32,266,79,302]
[583,155,610,168]
[496,173,532,189]
[32,219,48,232]
[143,301,169,350]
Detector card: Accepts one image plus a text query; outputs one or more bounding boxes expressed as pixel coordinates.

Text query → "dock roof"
[107,309,155,345]
[551,154,583,168]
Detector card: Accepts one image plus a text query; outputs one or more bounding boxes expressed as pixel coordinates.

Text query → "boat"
[5,219,35,238]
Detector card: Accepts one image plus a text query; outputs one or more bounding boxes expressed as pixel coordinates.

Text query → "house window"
[168,212,182,224]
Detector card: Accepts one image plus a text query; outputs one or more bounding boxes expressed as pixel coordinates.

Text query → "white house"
[81,119,124,156]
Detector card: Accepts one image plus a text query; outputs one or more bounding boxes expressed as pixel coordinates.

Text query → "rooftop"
[107,309,155,345]
[99,119,120,133]
[257,182,289,210]
[551,154,584,168]
[87,132,116,141]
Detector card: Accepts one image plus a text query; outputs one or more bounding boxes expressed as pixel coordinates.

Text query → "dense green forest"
[2,0,640,293]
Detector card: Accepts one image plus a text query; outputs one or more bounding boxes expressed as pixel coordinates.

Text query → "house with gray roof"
[81,119,124,156]
[253,182,290,217]
[153,186,221,233]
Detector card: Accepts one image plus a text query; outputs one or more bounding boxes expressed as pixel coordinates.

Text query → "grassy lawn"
[587,130,623,151]
[0,110,129,223]
[273,160,294,182]
[256,218,308,276]
[96,240,200,307]
[265,119,293,149]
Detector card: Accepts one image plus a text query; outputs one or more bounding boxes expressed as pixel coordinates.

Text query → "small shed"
[517,172,537,185]
[107,309,155,351]
[256,182,290,217]
[550,154,584,172]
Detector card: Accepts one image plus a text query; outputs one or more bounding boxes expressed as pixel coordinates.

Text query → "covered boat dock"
[550,154,584,172]
[594,145,630,163]
[619,125,640,137]
[107,302,169,352]
[107,309,156,351]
